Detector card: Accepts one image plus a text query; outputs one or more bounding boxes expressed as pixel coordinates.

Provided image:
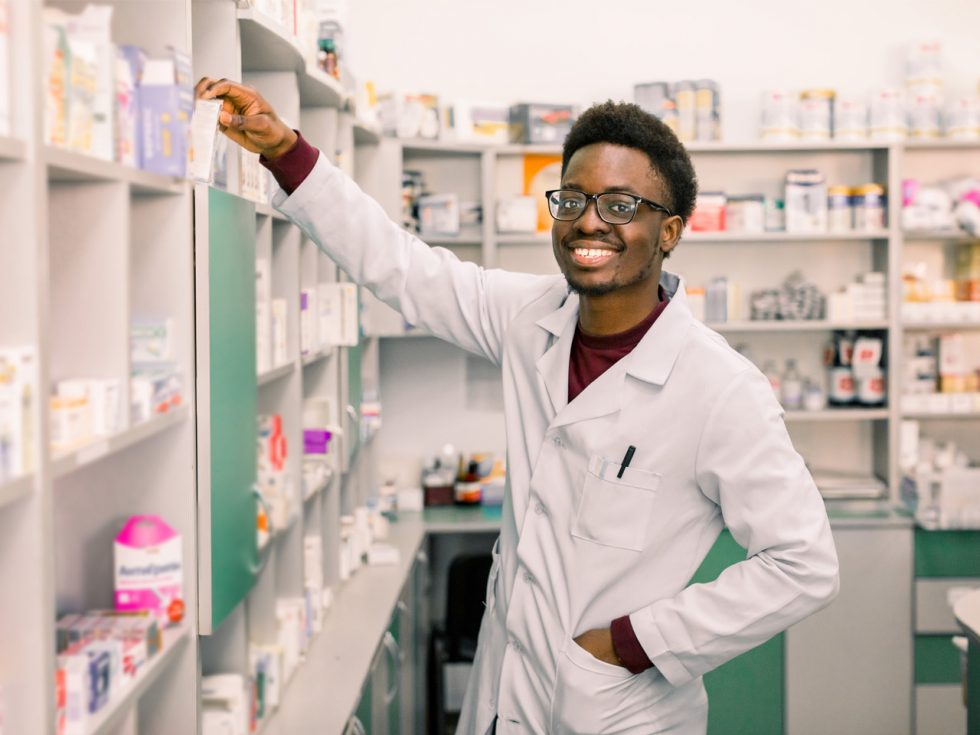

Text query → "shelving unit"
[0,473,33,511]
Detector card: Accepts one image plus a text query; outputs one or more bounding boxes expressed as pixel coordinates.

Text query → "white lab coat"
[275,155,840,735]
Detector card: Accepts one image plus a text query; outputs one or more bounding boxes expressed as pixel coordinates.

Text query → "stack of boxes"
[130,319,183,424]
[43,5,195,176]
[256,413,295,535]
[827,273,889,323]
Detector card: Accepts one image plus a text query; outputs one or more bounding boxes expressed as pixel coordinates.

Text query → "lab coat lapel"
[534,292,579,418]
[622,283,695,387]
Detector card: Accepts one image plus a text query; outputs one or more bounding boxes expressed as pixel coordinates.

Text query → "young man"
[197,78,840,735]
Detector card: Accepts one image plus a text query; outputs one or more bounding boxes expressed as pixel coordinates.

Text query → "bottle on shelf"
[762,359,782,399]
[781,358,804,410]
[826,331,856,407]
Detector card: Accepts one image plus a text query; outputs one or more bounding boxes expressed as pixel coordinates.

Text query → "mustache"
[561,232,625,250]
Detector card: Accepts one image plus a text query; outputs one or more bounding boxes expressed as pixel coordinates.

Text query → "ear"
[660,215,683,255]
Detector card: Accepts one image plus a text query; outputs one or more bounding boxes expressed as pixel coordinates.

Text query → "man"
[197,78,840,735]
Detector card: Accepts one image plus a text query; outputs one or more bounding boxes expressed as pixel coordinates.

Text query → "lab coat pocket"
[572,456,661,552]
[551,640,672,734]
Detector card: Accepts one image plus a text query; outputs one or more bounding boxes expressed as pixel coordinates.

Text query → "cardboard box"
[508,103,574,144]
[139,47,193,177]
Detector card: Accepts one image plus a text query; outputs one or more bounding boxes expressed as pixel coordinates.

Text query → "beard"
[563,253,659,298]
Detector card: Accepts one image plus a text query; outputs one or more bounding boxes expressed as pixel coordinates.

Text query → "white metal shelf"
[301,347,335,367]
[353,119,382,145]
[903,139,980,150]
[710,320,889,333]
[784,408,889,422]
[902,229,977,242]
[258,361,296,386]
[902,320,980,331]
[401,139,487,155]
[0,135,27,161]
[684,230,891,243]
[45,147,187,195]
[84,624,191,735]
[685,140,892,153]
[237,9,345,108]
[903,411,980,420]
[51,406,190,479]
[0,473,33,511]
[303,469,334,501]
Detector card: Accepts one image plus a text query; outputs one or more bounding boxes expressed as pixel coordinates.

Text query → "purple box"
[138,47,193,177]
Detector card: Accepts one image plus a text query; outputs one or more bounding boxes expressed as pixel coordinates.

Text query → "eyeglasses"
[545,189,674,225]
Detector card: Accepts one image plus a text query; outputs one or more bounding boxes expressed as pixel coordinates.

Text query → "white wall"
[347,0,980,140]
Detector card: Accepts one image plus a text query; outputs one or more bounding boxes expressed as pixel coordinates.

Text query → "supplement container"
[834,99,868,140]
[828,185,853,232]
[726,195,765,234]
[870,88,907,140]
[853,184,886,231]
[908,94,941,139]
[761,90,799,141]
[785,169,828,233]
[799,89,835,140]
[947,97,980,140]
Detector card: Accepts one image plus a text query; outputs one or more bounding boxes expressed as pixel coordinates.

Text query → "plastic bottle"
[762,360,782,399]
[781,359,803,409]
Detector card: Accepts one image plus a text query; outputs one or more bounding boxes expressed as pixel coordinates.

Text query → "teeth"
[574,248,611,258]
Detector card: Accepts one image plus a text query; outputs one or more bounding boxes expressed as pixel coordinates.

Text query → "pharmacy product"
[49,396,91,450]
[827,186,853,232]
[317,283,358,347]
[56,378,120,436]
[418,193,460,236]
[115,515,184,626]
[62,5,115,159]
[798,89,834,141]
[131,319,176,363]
[131,365,182,422]
[852,184,886,231]
[672,81,696,142]
[946,97,980,140]
[202,674,249,735]
[781,359,803,410]
[725,195,765,234]
[785,169,827,233]
[300,288,318,355]
[694,79,721,142]
[508,103,574,144]
[496,195,538,233]
[442,101,509,143]
[271,299,288,366]
[833,99,867,140]
[139,47,193,177]
[189,98,222,183]
[66,35,97,154]
[870,88,907,141]
[0,348,34,480]
[115,45,143,167]
[761,90,798,141]
[43,20,69,147]
[908,94,941,139]
[689,192,726,232]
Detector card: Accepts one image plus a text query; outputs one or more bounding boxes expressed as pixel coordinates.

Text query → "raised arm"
[196,78,552,364]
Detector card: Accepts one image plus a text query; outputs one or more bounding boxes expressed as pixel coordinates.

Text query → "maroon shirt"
[263,132,662,674]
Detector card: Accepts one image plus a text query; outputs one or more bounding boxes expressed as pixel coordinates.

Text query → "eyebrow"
[561,183,646,196]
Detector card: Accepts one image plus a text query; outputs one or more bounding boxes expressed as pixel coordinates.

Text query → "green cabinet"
[195,187,258,633]
[688,530,784,735]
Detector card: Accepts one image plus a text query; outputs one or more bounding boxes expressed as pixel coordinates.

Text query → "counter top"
[421,504,502,533]
[955,589,980,644]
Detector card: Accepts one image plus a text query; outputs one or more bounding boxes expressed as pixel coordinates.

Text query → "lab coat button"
[551,435,564,448]
[534,503,545,515]
[523,572,534,584]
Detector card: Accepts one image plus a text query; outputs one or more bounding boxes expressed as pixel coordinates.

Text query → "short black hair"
[562,101,697,225]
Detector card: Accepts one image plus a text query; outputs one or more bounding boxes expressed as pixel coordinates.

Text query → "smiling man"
[197,79,840,735]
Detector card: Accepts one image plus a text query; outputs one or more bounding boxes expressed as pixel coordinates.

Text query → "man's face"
[552,143,677,298]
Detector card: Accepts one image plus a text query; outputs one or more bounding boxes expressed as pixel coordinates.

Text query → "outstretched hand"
[195,77,298,160]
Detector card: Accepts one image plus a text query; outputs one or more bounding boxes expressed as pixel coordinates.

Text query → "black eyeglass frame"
[544,188,675,225]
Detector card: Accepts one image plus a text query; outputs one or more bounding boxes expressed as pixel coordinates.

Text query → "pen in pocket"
[617,445,636,479]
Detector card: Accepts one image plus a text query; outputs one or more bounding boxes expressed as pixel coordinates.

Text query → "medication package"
[189,97,222,184]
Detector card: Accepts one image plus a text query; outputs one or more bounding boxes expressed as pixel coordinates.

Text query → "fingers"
[199,77,258,108]
[218,110,274,134]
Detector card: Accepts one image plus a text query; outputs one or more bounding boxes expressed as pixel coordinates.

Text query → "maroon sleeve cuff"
[611,615,655,675]
[259,131,319,195]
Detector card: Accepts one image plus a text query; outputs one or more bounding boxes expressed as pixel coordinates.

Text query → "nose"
[575,197,610,234]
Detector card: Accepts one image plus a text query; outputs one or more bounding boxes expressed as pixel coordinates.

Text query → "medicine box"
[115,45,144,167]
[443,101,509,143]
[0,347,34,480]
[139,47,193,177]
[114,515,184,627]
[131,319,176,364]
[418,193,460,236]
[508,103,575,144]
[317,283,359,347]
